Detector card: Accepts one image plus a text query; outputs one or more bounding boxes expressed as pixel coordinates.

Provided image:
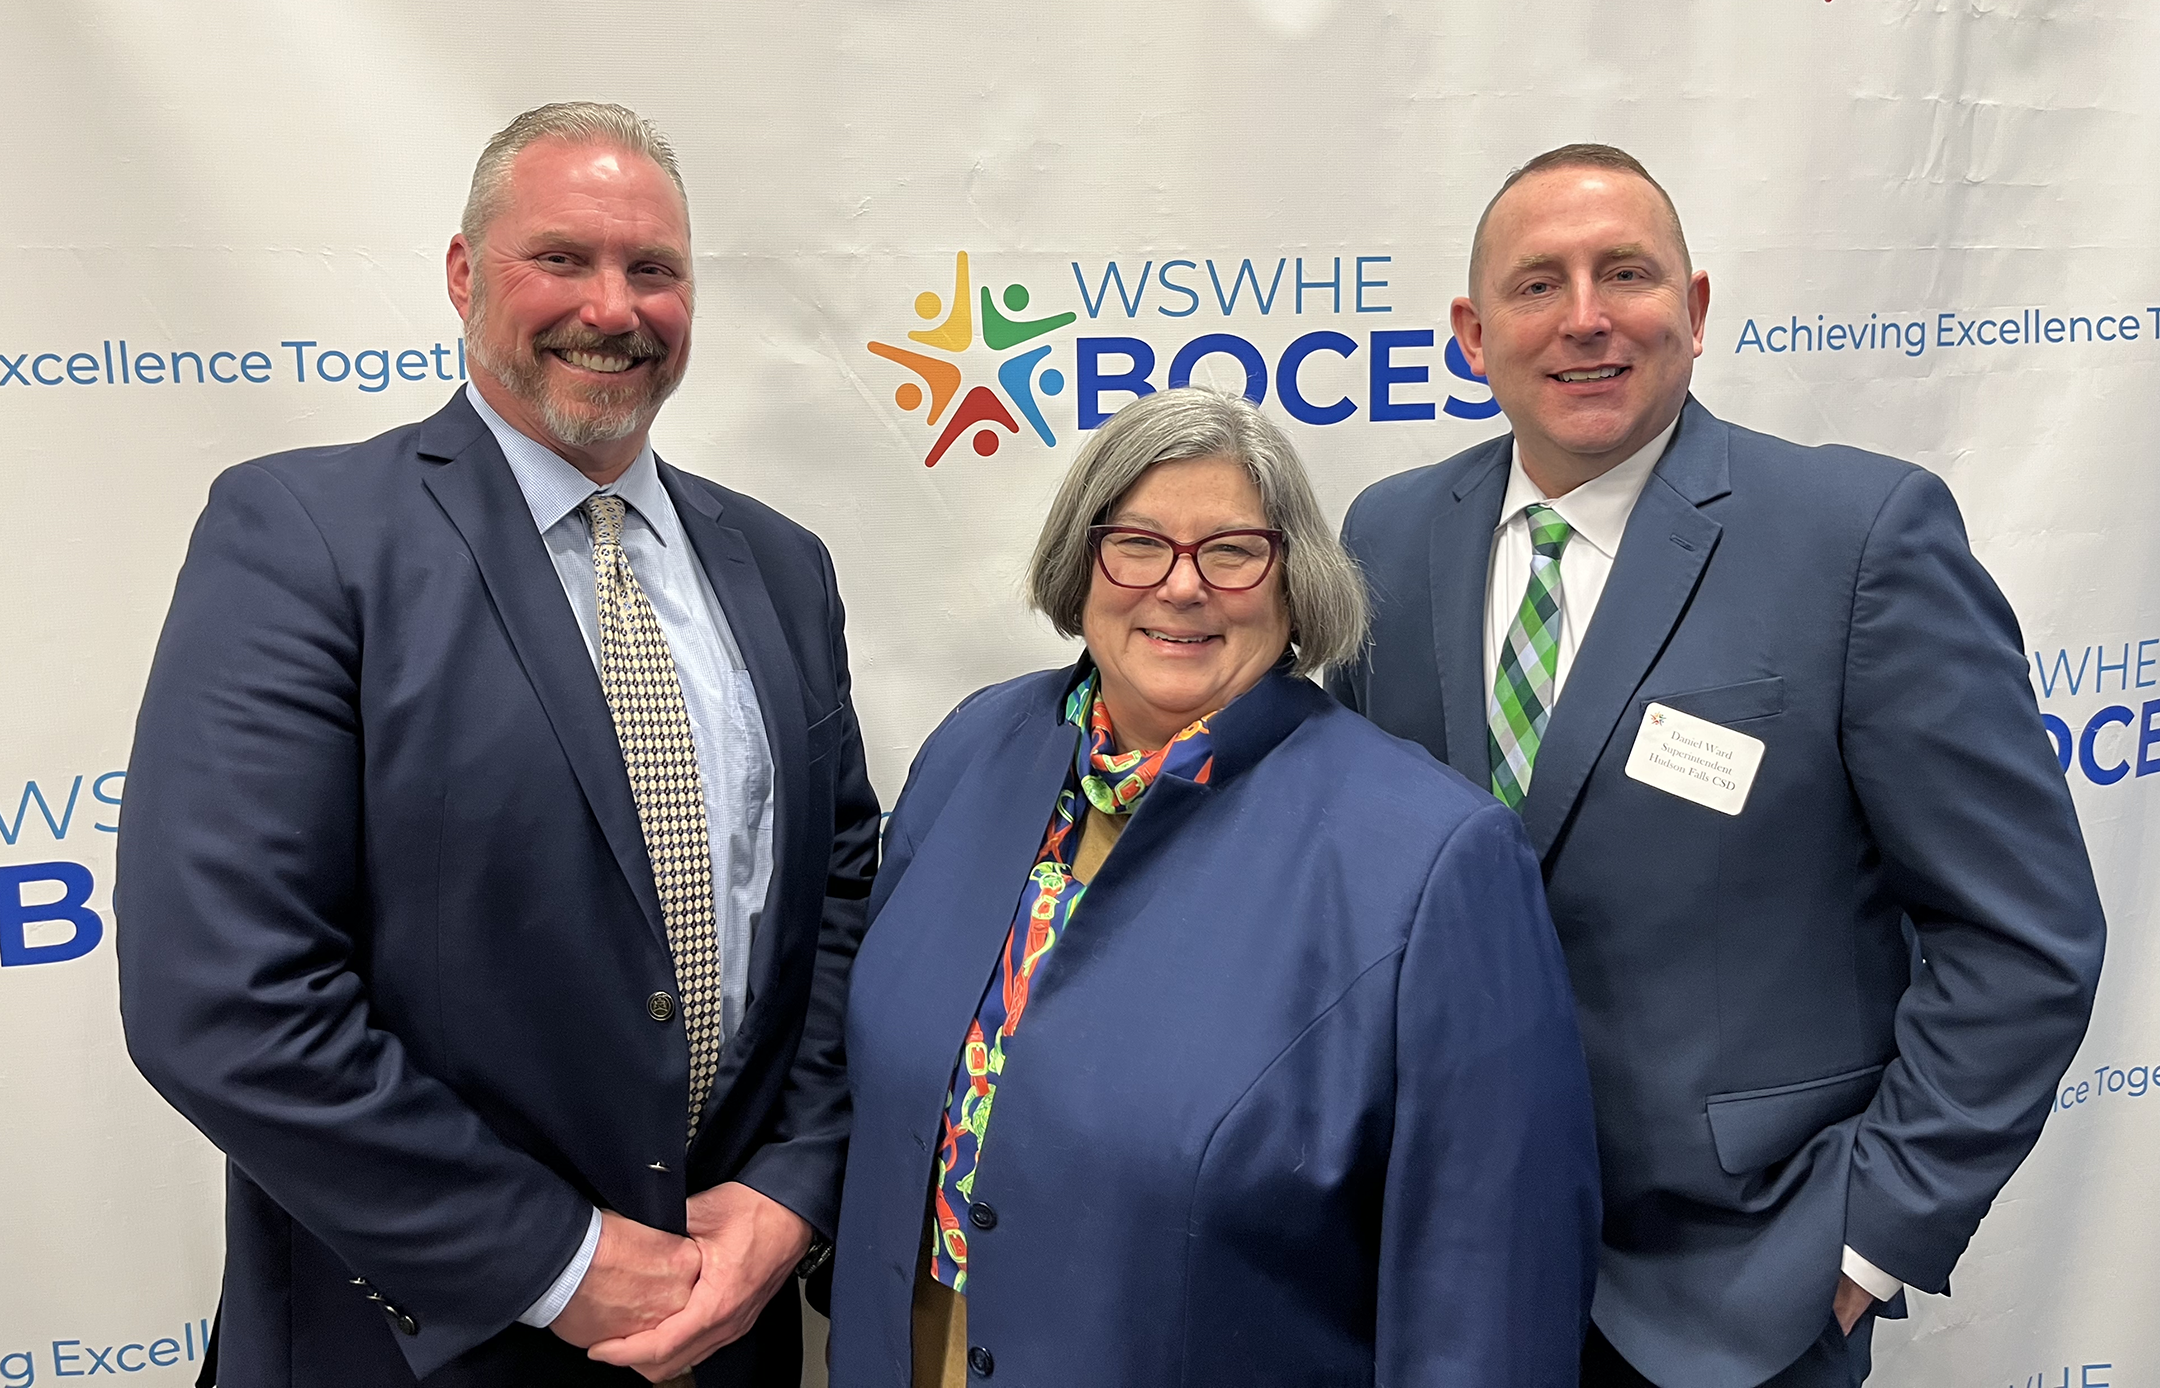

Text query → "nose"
[1561,270,1611,340]
[580,265,638,335]
[1155,551,1209,604]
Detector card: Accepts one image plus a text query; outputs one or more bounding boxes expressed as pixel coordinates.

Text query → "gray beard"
[463,282,678,448]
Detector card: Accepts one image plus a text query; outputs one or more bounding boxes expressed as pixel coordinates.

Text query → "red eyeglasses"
[1088,526,1285,592]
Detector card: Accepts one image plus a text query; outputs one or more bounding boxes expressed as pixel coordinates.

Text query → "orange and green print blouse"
[928,673,1217,1291]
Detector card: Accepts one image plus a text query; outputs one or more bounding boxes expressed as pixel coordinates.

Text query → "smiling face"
[447,138,694,481]
[1080,454,1292,753]
[1452,165,1709,495]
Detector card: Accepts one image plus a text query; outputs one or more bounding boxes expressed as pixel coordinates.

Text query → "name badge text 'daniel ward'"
[1623,702,1766,815]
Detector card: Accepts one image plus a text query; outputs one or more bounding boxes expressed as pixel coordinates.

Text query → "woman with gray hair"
[829,388,1600,1387]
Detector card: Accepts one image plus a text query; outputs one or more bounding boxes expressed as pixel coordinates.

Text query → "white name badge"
[1624,702,1766,816]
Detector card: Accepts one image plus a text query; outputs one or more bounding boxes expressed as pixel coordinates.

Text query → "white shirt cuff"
[1841,1244,1902,1302]
[519,1207,603,1328]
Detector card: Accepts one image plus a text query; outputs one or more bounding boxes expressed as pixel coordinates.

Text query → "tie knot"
[1525,503,1573,558]
[583,493,627,547]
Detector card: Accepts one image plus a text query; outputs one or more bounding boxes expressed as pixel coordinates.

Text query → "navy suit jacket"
[116,392,880,1387]
[830,662,1601,1387]
[1332,397,2105,1387]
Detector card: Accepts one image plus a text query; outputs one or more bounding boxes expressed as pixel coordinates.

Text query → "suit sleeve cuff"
[518,1206,602,1328]
[1842,1244,1903,1302]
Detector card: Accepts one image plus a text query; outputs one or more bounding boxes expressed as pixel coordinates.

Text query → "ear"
[1686,269,1710,358]
[1450,296,1488,377]
[446,235,476,320]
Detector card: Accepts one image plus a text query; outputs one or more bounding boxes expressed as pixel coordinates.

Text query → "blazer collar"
[1644,394,1732,505]
[1421,396,1731,858]
[893,657,1331,1065]
[1060,654,1329,788]
[415,391,670,955]
[456,382,652,535]
[415,392,801,996]
[1429,434,1514,785]
[1030,655,1330,928]
[413,386,494,465]
[1513,395,1729,858]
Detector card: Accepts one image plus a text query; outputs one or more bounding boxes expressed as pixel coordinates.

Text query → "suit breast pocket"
[1639,675,1785,727]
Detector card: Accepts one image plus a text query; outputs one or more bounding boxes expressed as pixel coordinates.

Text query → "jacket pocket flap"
[1642,675,1785,727]
[1705,1062,1884,1176]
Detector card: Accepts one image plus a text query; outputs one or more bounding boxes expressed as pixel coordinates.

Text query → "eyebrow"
[1510,243,1656,274]
[1107,513,1267,533]
[525,231,689,265]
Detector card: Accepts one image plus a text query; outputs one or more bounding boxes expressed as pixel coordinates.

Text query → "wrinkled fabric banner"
[2,3,2150,1383]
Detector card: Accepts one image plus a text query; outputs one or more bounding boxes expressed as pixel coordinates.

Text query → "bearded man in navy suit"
[118,103,877,1387]
[1331,144,2105,1388]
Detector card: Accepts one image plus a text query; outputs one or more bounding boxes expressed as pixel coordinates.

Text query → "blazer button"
[967,1345,994,1377]
[967,1201,997,1230]
[647,992,676,1022]
[396,1312,420,1337]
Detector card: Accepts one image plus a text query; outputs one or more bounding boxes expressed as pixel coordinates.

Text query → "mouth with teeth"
[1143,629,1217,647]
[556,348,640,374]
[1552,365,1627,384]
[534,327,667,378]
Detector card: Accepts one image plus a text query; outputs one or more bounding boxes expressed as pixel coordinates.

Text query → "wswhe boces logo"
[863,245,1506,466]
[867,252,1075,467]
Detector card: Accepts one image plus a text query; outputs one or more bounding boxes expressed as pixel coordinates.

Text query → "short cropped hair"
[461,102,688,251]
[1467,142,1691,294]
[1025,388,1369,678]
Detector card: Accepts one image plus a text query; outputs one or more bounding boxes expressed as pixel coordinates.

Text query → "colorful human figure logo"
[868,252,1076,466]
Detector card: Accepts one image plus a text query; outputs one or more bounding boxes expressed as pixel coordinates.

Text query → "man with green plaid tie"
[1486,501,1576,810]
[1331,144,2103,1388]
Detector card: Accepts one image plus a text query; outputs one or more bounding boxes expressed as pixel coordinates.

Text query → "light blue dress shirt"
[462,386,777,1328]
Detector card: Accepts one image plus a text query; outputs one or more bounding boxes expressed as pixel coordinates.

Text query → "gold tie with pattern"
[584,494,722,1145]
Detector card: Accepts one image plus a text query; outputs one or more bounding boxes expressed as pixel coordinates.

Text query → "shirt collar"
[1496,415,1680,562]
[465,382,667,542]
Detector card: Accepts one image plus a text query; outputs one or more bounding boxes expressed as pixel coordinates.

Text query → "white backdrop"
[2,3,2153,1384]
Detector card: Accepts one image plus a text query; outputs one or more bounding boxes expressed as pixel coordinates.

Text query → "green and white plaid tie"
[1488,502,1575,810]
[585,494,722,1144]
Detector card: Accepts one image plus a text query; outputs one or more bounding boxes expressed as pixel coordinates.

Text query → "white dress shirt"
[1480,415,1902,1307]
[1479,419,1675,702]
[463,385,778,1328]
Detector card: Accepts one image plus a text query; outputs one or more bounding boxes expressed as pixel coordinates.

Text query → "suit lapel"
[911,668,1325,1023]
[660,462,808,1007]
[905,692,1080,1045]
[1428,440,1512,784]
[1517,398,1730,859]
[416,398,668,952]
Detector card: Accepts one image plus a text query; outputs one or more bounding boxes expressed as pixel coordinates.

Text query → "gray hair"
[1025,388,1369,678]
[461,102,688,251]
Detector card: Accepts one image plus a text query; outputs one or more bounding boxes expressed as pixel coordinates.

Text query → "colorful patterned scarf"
[929,673,1216,1291]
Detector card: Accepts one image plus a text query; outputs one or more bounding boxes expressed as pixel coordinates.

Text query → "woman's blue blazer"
[831,661,1600,1386]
